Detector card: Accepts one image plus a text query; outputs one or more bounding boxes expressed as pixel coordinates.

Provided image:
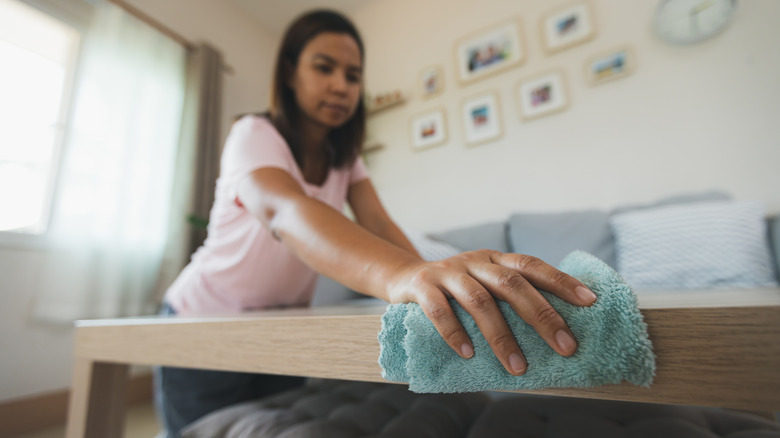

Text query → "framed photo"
[541,1,596,54]
[410,109,447,151]
[419,65,444,99]
[516,70,569,121]
[585,46,636,86]
[454,19,526,86]
[461,92,502,146]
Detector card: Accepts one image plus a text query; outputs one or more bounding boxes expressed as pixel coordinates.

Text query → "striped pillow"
[405,231,462,261]
[610,200,777,289]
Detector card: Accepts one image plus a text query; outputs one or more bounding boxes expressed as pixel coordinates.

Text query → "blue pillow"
[507,210,616,269]
[430,222,509,253]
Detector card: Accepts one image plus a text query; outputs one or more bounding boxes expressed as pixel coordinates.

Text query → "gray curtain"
[154,43,224,302]
[186,43,223,255]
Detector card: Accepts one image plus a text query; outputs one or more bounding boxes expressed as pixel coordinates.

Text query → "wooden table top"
[73,287,780,412]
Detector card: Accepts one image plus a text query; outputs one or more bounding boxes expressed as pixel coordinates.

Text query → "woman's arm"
[238,169,418,299]
[237,168,597,376]
[347,179,420,257]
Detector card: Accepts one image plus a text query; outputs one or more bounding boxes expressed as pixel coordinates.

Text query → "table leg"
[66,358,129,438]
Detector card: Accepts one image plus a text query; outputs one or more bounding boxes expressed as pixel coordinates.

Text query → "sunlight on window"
[0,0,80,233]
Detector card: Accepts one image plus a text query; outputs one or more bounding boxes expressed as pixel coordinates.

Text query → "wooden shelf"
[363,143,385,154]
[366,97,406,116]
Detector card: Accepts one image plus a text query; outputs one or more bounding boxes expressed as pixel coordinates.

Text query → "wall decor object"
[585,46,636,86]
[419,64,444,99]
[461,91,503,146]
[410,108,447,151]
[541,1,596,54]
[454,19,526,86]
[366,90,406,115]
[653,0,737,45]
[516,70,569,121]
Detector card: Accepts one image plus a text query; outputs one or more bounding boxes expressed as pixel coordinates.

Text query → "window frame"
[0,0,88,249]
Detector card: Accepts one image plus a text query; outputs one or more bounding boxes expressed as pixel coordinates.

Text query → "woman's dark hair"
[244,10,366,170]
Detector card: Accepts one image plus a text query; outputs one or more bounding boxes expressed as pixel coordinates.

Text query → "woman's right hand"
[387,250,597,376]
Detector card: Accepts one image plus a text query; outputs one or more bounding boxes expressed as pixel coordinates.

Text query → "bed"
[64,287,780,437]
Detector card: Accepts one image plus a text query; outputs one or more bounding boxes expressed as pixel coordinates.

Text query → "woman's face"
[289,32,363,130]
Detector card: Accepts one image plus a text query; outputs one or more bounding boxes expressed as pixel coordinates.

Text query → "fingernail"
[509,353,526,374]
[461,343,474,359]
[556,330,577,353]
[575,285,597,303]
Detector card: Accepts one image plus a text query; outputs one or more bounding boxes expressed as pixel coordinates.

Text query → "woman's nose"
[329,73,348,94]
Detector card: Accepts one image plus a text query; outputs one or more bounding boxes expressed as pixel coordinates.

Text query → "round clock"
[653,0,737,45]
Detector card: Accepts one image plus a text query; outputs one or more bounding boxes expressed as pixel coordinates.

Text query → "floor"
[17,401,161,438]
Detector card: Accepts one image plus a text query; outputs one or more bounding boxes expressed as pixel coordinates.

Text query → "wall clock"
[653,0,737,45]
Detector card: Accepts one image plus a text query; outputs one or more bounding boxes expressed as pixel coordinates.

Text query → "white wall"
[3,0,779,404]
[0,248,76,402]
[0,0,277,403]
[352,0,780,232]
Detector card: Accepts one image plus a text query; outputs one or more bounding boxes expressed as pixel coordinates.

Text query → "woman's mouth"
[323,103,349,114]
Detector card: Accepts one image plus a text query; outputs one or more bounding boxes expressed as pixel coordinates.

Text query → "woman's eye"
[347,74,361,83]
[315,64,332,73]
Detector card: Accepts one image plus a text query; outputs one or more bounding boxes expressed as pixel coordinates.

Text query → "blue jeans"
[153,303,305,437]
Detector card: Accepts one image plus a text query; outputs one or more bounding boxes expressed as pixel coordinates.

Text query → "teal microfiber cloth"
[378,251,655,393]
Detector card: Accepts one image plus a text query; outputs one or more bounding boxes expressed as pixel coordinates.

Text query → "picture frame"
[585,46,636,86]
[540,1,596,54]
[454,19,526,86]
[419,64,444,99]
[461,91,503,146]
[516,70,569,121]
[410,108,447,151]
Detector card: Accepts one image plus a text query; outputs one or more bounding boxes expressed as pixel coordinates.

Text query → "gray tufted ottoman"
[181,379,780,438]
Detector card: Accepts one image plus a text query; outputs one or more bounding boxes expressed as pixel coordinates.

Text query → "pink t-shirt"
[165,115,369,315]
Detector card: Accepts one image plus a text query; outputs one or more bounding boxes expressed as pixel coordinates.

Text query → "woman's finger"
[415,285,475,359]
[467,262,578,357]
[443,274,528,376]
[489,252,597,306]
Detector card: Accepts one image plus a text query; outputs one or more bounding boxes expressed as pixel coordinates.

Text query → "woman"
[155,9,596,437]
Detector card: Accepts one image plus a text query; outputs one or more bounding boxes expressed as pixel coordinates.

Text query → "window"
[0,0,80,234]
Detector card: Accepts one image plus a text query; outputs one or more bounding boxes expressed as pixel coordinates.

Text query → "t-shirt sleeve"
[349,155,370,184]
[222,116,292,185]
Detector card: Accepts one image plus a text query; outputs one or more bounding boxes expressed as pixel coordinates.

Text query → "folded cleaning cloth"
[378,250,655,393]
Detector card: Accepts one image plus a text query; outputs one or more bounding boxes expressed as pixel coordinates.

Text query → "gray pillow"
[430,221,509,253]
[768,215,780,282]
[611,200,778,289]
[507,209,616,269]
[311,276,363,306]
[181,379,780,438]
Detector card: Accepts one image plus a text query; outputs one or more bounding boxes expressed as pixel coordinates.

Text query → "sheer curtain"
[32,0,186,322]
[154,43,224,302]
